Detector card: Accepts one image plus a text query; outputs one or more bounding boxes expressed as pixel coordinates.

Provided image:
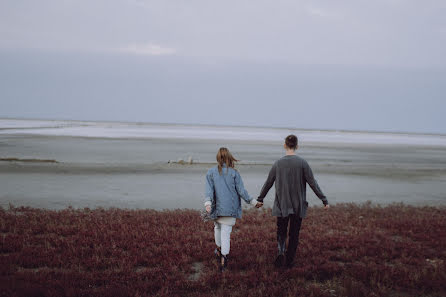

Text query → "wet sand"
[1,134,446,209]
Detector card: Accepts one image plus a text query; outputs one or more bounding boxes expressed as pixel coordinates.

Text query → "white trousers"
[214,222,233,256]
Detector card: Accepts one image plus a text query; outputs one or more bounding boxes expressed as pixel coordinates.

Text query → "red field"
[1,203,445,297]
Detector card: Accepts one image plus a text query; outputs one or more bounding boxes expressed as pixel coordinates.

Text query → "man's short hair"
[285,134,298,150]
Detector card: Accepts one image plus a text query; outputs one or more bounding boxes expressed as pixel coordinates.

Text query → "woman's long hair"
[216,147,238,174]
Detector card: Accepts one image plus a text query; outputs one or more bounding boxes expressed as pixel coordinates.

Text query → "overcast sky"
[1,0,445,133]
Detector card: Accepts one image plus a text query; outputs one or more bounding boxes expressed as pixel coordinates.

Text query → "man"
[256,134,329,268]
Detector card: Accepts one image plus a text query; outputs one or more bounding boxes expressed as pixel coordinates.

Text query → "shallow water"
[1,134,446,210]
[1,170,445,210]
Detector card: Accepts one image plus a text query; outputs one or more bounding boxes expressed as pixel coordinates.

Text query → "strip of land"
[1,204,445,297]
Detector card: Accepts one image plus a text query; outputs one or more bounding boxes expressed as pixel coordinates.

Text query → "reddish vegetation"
[1,203,445,297]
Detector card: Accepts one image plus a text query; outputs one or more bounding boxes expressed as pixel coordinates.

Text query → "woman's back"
[203,147,258,272]
[206,165,250,219]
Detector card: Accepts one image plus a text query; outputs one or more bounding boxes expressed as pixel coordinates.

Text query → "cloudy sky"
[1,0,445,133]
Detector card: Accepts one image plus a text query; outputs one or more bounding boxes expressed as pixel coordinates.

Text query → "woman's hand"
[206,205,211,213]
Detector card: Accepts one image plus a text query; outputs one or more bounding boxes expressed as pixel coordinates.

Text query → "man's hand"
[205,205,211,213]
[324,204,330,210]
[255,202,264,208]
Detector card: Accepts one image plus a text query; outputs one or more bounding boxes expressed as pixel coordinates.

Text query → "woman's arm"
[204,170,215,211]
[234,171,256,205]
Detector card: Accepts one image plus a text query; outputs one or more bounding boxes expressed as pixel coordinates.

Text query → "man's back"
[258,155,327,218]
[256,134,329,269]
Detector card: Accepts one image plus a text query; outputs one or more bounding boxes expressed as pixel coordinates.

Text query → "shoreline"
[3,201,446,212]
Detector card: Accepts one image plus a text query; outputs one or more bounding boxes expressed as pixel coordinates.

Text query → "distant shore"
[2,118,446,147]
[2,117,446,137]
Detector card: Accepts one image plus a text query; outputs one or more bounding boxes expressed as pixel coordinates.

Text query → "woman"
[204,147,259,272]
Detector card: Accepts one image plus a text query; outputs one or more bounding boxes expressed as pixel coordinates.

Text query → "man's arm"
[257,162,276,203]
[303,160,328,206]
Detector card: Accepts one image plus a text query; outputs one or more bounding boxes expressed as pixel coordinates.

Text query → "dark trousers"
[277,214,303,263]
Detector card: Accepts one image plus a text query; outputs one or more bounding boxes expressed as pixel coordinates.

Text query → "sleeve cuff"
[249,198,258,206]
[204,201,212,207]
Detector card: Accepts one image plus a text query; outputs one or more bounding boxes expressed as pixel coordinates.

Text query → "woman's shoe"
[214,247,222,261]
[220,254,229,272]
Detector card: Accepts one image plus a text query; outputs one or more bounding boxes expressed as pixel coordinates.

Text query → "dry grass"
[1,203,445,297]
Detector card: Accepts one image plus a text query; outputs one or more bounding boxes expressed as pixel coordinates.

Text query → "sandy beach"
[1,120,445,210]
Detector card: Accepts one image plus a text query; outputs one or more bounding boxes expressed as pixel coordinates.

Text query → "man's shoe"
[274,254,285,268]
[285,259,295,269]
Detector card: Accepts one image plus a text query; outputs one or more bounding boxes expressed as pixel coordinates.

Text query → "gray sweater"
[258,155,328,218]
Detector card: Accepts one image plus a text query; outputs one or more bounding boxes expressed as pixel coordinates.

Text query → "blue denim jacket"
[204,164,253,219]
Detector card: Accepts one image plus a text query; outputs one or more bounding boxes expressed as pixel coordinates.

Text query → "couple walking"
[204,135,329,272]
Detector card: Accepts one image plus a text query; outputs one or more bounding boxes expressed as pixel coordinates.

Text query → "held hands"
[324,204,330,210]
[255,201,264,208]
[205,205,211,213]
